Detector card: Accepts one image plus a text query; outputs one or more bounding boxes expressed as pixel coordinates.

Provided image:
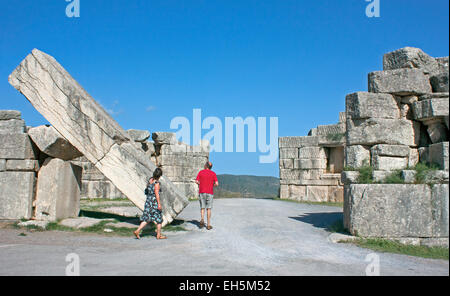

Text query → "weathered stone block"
[408,148,419,168]
[430,73,449,93]
[35,158,82,221]
[280,185,306,201]
[422,142,449,171]
[383,47,440,74]
[0,110,21,120]
[425,121,449,144]
[298,147,326,159]
[0,133,37,159]
[344,184,437,237]
[431,184,449,237]
[152,132,177,145]
[0,159,5,171]
[412,98,449,121]
[328,186,344,203]
[368,69,432,95]
[372,155,408,171]
[28,125,82,161]
[294,159,327,170]
[305,186,329,202]
[279,136,319,148]
[346,92,400,119]
[316,123,346,135]
[345,145,370,168]
[280,169,302,180]
[127,129,150,142]
[279,159,294,169]
[0,119,26,134]
[346,118,420,146]
[279,148,298,159]
[5,159,40,172]
[81,180,125,199]
[0,171,35,219]
[159,154,207,168]
[370,144,410,157]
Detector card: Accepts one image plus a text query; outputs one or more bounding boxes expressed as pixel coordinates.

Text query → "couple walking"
[133,161,218,239]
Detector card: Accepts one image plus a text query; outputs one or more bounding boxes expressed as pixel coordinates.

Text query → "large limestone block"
[372,155,408,171]
[346,118,420,146]
[316,123,345,136]
[161,165,201,182]
[0,133,37,159]
[293,159,327,170]
[328,186,344,203]
[5,159,40,172]
[280,184,306,201]
[81,180,125,199]
[35,158,82,221]
[345,145,370,168]
[346,92,400,119]
[0,159,5,171]
[431,184,449,237]
[9,49,188,225]
[368,69,432,95]
[305,186,329,202]
[158,154,207,168]
[383,47,440,74]
[152,132,177,145]
[28,125,82,161]
[419,142,449,171]
[298,147,326,159]
[412,98,449,121]
[279,136,319,148]
[0,110,21,120]
[279,148,298,159]
[127,129,150,142]
[344,184,437,237]
[430,73,449,93]
[0,171,35,219]
[279,159,294,169]
[370,144,410,157]
[425,121,449,144]
[0,119,26,134]
[172,182,199,199]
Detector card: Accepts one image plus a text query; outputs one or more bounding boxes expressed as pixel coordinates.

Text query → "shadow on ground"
[289,212,343,230]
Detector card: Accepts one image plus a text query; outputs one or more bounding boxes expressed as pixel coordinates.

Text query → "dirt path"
[0,199,448,275]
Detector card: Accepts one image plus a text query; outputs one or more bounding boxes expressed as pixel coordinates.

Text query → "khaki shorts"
[199,193,213,209]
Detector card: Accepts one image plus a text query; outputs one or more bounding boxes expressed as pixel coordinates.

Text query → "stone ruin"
[279,112,346,202]
[71,131,209,200]
[0,49,211,226]
[280,47,449,246]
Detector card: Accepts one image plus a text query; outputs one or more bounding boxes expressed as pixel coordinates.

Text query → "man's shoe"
[199,220,205,228]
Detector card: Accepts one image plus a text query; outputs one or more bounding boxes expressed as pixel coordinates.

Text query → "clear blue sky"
[0,0,448,177]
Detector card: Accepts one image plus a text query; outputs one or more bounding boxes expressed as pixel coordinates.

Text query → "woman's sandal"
[133,230,141,239]
[157,234,167,240]
[206,225,213,230]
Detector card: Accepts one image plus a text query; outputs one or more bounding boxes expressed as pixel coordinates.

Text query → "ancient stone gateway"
[8,49,188,225]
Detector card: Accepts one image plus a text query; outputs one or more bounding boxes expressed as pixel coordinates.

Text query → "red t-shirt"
[196,169,218,195]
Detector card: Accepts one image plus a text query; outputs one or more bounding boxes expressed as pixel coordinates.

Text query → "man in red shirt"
[195,161,219,230]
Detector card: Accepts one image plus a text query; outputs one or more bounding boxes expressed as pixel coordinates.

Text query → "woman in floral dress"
[133,168,167,240]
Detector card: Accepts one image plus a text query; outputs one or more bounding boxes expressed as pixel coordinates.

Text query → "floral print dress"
[140,180,163,224]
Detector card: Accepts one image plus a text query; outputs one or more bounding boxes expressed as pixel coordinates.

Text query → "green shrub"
[382,170,404,184]
[357,160,374,184]
[414,162,439,184]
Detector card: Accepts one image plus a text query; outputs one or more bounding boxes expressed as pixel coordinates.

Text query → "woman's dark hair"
[153,168,163,180]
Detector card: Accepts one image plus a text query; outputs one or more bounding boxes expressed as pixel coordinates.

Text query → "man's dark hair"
[205,161,213,169]
[153,167,163,180]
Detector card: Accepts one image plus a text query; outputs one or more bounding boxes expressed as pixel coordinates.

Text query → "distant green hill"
[215,174,280,198]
